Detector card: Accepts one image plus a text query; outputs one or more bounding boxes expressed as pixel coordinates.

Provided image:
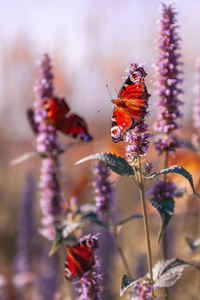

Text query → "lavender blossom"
[14,174,35,274]
[33,54,67,240]
[191,58,200,148]
[144,161,153,175]
[154,3,183,154]
[93,161,115,214]
[125,124,153,159]
[77,235,102,300]
[130,278,154,300]
[148,179,176,200]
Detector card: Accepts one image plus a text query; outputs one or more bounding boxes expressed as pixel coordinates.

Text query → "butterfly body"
[64,238,99,280]
[111,67,150,143]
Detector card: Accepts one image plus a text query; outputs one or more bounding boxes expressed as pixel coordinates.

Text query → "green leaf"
[76,152,134,177]
[146,165,196,194]
[48,229,63,256]
[149,197,175,244]
[153,258,189,288]
[10,151,44,165]
[120,274,136,296]
[80,212,110,231]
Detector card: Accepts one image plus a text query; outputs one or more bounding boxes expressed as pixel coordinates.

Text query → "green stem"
[107,213,132,277]
[163,151,169,300]
[138,156,154,296]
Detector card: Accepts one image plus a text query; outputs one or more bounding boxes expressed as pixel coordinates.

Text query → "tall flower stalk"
[154,3,183,262]
[33,54,67,240]
[92,161,132,277]
[124,63,154,294]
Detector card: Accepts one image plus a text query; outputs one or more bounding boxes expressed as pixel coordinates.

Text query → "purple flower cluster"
[148,179,176,201]
[125,124,153,158]
[192,59,200,148]
[131,278,153,300]
[33,54,60,154]
[39,157,67,239]
[33,54,67,240]
[144,161,153,175]
[154,3,183,154]
[78,260,102,300]
[93,161,115,214]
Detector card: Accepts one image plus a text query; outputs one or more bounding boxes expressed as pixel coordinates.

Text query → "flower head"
[92,161,115,214]
[130,278,154,300]
[125,124,153,159]
[148,179,176,200]
[32,54,67,239]
[154,3,183,154]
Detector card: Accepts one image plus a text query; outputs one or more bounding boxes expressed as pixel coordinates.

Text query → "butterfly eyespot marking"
[64,266,72,279]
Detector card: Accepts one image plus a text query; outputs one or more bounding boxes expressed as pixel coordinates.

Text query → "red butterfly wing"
[64,238,98,280]
[111,107,133,143]
[45,97,70,123]
[111,68,150,143]
[56,113,92,141]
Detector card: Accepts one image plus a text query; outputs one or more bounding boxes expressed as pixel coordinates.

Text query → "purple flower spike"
[193,59,200,131]
[33,54,67,240]
[130,278,154,300]
[125,124,153,159]
[154,3,183,154]
[93,161,115,214]
[148,179,176,200]
[144,161,153,175]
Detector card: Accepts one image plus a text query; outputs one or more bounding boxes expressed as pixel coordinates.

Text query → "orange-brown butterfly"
[111,67,150,143]
[64,237,99,280]
[27,96,92,141]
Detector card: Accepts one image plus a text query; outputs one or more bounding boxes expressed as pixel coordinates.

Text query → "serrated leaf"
[48,229,63,256]
[80,213,110,231]
[146,165,196,194]
[149,196,175,244]
[152,258,189,288]
[76,152,134,177]
[120,274,136,296]
[116,214,143,234]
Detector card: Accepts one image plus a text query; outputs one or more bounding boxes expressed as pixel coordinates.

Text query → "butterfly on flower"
[27,96,92,141]
[111,66,150,143]
[64,237,99,280]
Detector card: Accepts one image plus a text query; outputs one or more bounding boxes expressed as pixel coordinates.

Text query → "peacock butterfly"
[27,96,92,141]
[64,237,99,280]
[111,67,150,143]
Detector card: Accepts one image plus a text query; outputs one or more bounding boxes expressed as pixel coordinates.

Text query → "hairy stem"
[163,151,169,300]
[138,156,154,296]
[107,213,132,277]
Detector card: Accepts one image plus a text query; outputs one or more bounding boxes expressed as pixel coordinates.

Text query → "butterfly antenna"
[97,85,113,113]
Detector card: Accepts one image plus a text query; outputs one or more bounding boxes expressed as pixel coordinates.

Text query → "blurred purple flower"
[144,161,153,175]
[125,124,153,159]
[13,174,36,299]
[92,161,115,214]
[147,179,176,200]
[33,54,67,240]
[154,3,183,154]
[193,59,200,130]
[130,278,153,300]
[14,173,36,274]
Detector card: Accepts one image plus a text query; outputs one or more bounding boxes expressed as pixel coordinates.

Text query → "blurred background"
[0,0,200,299]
